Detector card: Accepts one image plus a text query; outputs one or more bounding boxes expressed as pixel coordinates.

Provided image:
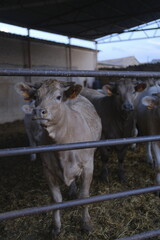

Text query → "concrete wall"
[0,32,97,123]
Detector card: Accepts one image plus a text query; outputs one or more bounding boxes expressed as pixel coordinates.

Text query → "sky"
[0,21,160,64]
[97,20,160,63]
[98,38,160,63]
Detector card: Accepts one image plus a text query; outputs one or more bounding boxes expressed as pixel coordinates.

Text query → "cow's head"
[102,79,146,111]
[142,93,160,110]
[15,79,82,126]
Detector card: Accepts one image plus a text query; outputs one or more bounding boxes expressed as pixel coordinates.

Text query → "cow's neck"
[113,97,134,137]
[149,108,160,133]
[114,97,132,121]
[155,108,160,119]
[46,103,75,143]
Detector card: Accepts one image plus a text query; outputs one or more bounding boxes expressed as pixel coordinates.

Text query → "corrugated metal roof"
[99,56,140,68]
[0,0,160,40]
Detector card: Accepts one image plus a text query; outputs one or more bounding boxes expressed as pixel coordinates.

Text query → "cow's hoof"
[119,176,127,184]
[100,168,109,183]
[130,143,136,151]
[30,153,36,161]
[51,230,60,240]
[51,227,60,240]
[154,191,160,198]
[81,221,93,233]
[101,174,109,183]
[118,171,127,184]
[146,157,154,166]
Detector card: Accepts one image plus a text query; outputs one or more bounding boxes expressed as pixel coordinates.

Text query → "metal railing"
[1,135,160,158]
[0,68,160,78]
[0,185,160,221]
[0,68,160,240]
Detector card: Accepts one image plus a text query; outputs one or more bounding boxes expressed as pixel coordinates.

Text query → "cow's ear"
[22,104,33,114]
[102,85,115,96]
[15,82,36,101]
[135,83,147,92]
[142,96,157,109]
[63,84,82,100]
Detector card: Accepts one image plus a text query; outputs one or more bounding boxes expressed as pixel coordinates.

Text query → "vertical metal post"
[95,40,98,70]
[26,28,31,82]
[68,37,72,81]
[94,40,101,88]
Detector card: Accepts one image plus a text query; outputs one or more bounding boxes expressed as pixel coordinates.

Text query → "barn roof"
[0,0,160,41]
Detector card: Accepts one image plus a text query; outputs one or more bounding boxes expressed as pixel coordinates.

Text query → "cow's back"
[68,95,102,141]
[81,88,134,139]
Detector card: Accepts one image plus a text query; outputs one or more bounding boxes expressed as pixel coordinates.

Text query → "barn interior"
[0,1,160,240]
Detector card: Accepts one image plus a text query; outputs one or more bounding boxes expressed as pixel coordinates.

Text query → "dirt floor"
[0,120,160,240]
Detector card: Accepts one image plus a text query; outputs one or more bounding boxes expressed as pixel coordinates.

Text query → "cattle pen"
[0,68,160,240]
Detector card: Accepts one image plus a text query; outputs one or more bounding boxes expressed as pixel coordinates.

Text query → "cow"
[23,101,43,161]
[135,84,160,195]
[81,79,146,183]
[134,81,160,165]
[15,79,102,238]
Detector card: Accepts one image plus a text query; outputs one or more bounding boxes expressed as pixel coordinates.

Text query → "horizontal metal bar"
[98,35,160,44]
[0,68,160,78]
[1,135,160,158]
[117,229,160,240]
[0,186,159,221]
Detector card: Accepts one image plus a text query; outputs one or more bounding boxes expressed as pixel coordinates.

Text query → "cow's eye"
[56,96,61,100]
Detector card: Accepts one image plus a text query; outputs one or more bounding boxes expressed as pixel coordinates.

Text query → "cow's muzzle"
[32,108,48,120]
[122,103,134,111]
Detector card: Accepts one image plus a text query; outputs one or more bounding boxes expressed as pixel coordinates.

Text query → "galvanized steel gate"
[0,68,160,240]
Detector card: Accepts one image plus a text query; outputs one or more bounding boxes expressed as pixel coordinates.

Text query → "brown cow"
[81,79,146,182]
[15,79,102,238]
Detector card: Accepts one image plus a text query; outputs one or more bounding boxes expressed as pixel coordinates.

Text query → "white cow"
[23,102,43,161]
[136,84,160,195]
[15,79,102,238]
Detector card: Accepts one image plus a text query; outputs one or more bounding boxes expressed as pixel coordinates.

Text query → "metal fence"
[0,68,160,240]
[1,68,160,78]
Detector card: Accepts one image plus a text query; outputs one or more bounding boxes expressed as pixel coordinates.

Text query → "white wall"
[0,32,97,123]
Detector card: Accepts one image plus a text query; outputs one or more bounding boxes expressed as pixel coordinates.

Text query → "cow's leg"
[50,186,62,238]
[130,126,138,151]
[99,146,109,182]
[151,142,160,196]
[79,159,93,232]
[48,182,62,238]
[26,130,37,161]
[42,158,62,238]
[146,142,154,165]
[29,142,37,161]
[117,148,127,183]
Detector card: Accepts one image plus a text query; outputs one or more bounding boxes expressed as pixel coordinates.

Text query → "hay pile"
[0,121,159,240]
